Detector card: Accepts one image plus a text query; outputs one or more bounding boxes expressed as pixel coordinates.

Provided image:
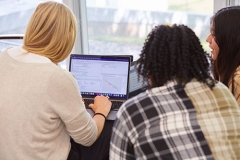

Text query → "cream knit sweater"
[0,47,98,160]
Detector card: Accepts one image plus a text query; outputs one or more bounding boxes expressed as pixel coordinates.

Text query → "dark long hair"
[136,24,215,89]
[211,6,240,95]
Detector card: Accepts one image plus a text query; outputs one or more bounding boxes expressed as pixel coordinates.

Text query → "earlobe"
[148,76,152,86]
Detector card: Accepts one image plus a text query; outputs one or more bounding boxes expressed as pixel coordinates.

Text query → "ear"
[148,75,152,87]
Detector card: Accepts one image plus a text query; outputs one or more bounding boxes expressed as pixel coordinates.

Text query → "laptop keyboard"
[83,99,123,111]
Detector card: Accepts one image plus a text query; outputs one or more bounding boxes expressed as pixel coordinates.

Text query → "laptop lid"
[129,61,149,98]
[69,54,131,101]
[115,55,133,62]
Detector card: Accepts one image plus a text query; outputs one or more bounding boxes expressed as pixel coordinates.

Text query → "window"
[0,0,65,68]
[85,0,214,61]
[0,0,232,69]
[0,0,39,52]
[230,0,240,5]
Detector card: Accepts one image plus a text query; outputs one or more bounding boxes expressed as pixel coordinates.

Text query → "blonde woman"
[0,1,111,160]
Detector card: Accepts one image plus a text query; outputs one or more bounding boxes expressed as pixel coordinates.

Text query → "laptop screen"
[129,61,148,97]
[69,54,130,100]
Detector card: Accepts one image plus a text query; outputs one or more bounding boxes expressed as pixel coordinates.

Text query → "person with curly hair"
[110,24,240,160]
[206,6,240,106]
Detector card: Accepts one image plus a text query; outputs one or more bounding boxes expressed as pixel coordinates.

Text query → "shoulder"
[212,81,239,106]
[233,66,240,84]
[48,66,77,87]
[116,91,153,121]
[126,91,149,107]
[186,79,232,95]
[120,91,148,109]
[214,81,235,94]
[195,80,236,100]
[51,66,75,80]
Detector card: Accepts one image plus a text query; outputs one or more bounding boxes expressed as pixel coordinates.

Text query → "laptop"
[116,55,133,62]
[69,54,131,120]
[129,61,149,98]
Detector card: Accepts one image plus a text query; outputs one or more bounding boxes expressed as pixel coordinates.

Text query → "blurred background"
[0,0,239,69]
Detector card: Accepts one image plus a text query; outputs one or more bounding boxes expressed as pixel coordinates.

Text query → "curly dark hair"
[136,24,215,89]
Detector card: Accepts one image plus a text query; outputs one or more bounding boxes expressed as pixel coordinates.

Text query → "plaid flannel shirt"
[110,80,240,160]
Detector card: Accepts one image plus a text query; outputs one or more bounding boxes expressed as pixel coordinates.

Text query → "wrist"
[94,110,109,117]
[93,112,106,120]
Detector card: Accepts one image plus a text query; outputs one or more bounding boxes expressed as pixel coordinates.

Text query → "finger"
[88,103,93,108]
[105,94,109,99]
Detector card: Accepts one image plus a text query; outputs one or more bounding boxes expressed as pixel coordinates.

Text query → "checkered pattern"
[110,80,240,160]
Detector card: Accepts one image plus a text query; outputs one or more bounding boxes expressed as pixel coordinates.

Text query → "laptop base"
[86,109,118,121]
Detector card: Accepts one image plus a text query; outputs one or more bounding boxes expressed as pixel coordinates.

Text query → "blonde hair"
[23,1,77,63]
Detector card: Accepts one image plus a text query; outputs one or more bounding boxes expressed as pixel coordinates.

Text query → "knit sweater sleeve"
[47,69,98,146]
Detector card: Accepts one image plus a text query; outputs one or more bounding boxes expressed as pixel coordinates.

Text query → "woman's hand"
[89,95,112,117]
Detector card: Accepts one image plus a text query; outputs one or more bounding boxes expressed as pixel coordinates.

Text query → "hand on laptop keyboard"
[84,99,122,111]
[88,95,112,117]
